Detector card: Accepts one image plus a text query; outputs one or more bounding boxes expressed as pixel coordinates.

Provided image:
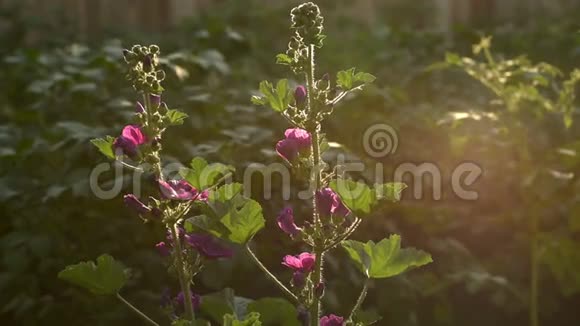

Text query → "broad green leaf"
[223,312,262,326]
[90,136,115,159]
[257,80,291,112]
[342,235,432,279]
[247,298,299,326]
[251,95,267,105]
[58,254,127,295]
[187,183,265,244]
[337,68,376,90]
[375,182,407,202]
[275,79,292,111]
[166,109,188,126]
[179,157,234,189]
[200,288,253,322]
[275,53,292,65]
[330,179,375,215]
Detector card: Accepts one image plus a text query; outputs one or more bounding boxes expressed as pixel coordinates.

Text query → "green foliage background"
[1,1,580,325]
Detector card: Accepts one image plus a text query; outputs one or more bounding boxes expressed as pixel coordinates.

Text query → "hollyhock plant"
[282,252,316,273]
[185,233,233,259]
[60,5,432,326]
[320,314,344,326]
[123,194,151,214]
[316,187,350,217]
[158,179,199,201]
[277,206,302,237]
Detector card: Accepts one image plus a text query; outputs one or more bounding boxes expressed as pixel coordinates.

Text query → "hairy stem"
[347,278,370,322]
[170,223,196,324]
[143,92,162,178]
[116,293,160,326]
[306,43,324,326]
[245,244,299,303]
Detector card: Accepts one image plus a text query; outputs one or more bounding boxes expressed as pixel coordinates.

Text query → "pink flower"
[277,206,301,237]
[113,125,147,158]
[185,233,233,259]
[123,194,151,214]
[158,180,199,201]
[282,252,316,273]
[175,290,201,314]
[320,314,344,326]
[155,242,170,256]
[316,188,350,217]
[285,128,312,149]
[276,128,312,162]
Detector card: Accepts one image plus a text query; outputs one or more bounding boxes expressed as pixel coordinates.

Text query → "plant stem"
[306,43,324,326]
[347,278,370,322]
[170,223,196,324]
[116,293,160,326]
[245,243,298,303]
[530,212,539,326]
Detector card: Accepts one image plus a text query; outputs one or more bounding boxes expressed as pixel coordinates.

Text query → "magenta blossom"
[155,242,170,256]
[316,188,350,217]
[277,206,302,237]
[158,179,199,201]
[320,314,344,326]
[113,125,147,158]
[185,233,233,259]
[175,291,201,315]
[123,194,151,214]
[282,252,316,273]
[276,128,312,162]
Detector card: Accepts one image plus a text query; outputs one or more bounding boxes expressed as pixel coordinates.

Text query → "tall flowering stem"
[170,224,196,323]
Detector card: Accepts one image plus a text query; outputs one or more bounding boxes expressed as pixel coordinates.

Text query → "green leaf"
[375,182,407,202]
[223,312,262,326]
[251,95,267,105]
[90,136,116,159]
[353,309,382,325]
[179,157,234,189]
[330,179,375,215]
[247,298,300,326]
[257,80,291,112]
[275,54,292,65]
[200,288,253,323]
[166,109,189,126]
[57,254,128,295]
[337,68,375,90]
[342,235,432,279]
[186,183,265,244]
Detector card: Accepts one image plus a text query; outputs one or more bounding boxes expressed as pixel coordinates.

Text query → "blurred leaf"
[275,54,292,65]
[223,312,262,326]
[353,309,382,325]
[342,235,432,278]
[337,68,375,90]
[330,179,406,215]
[247,298,299,326]
[257,80,291,112]
[57,254,127,295]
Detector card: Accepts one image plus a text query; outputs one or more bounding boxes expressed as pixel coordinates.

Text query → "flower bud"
[292,271,306,289]
[294,85,307,107]
[123,194,151,214]
[155,242,170,256]
[143,54,153,72]
[314,282,325,298]
[149,44,160,54]
[136,101,145,113]
[149,94,161,108]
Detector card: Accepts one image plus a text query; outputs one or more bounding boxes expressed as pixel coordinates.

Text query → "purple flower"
[155,242,170,256]
[158,179,199,201]
[292,271,306,288]
[284,128,312,149]
[320,314,344,326]
[175,291,201,315]
[294,85,307,106]
[113,125,147,158]
[276,138,300,162]
[277,206,301,237]
[316,188,350,217]
[150,94,161,108]
[275,128,312,162]
[136,101,145,113]
[297,306,309,326]
[123,194,151,214]
[282,252,316,273]
[185,233,233,259]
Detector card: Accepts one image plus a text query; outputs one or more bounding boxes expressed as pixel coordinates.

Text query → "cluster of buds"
[290,2,324,47]
[123,44,165,94]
